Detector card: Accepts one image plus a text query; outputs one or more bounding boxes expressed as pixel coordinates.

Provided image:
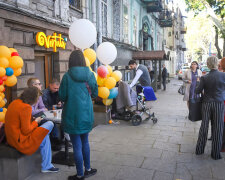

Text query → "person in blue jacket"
[59,50,98,180]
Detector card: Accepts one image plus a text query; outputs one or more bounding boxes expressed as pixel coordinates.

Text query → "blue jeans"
[70,133,90,176]
[40,121,54,170]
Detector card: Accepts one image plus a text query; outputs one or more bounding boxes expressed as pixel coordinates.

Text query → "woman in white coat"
[182,61,202,108]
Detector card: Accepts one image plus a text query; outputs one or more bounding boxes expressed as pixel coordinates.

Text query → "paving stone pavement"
[28,79,225,180]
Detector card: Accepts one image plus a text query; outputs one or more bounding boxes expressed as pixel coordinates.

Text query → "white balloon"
[69,19,97,49]
[96,42,117,65]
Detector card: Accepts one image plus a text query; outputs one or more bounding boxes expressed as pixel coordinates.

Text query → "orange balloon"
[0,67,6,77]
[104,77,116,89]
[98,87,110,99]
[3,108,7,113]
[5,75,17,87]
[83,48,96,65]
[0,46,11,59]
[97,76,105,87]
[9,48,18,53]
[0,57,9,68]
[0,93,5,99]
[108,120,113,124]
[0,85,4,92]
[0,100,6,108]
[9,56,24,69]
[0,112,5,123]
[13,68,22,76]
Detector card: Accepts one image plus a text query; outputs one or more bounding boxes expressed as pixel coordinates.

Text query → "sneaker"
[84,168,97,178]
[68,175,85,180]
[41,167,59,173]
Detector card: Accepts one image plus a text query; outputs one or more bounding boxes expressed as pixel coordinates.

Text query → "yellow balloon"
[0,67,6,77]
[92,71,97,79]
[3,108,7,113]
[9,56,24,69]
[0,112,5,123]
[0,93,5,99]
[104,77,116,89]
[0,85,4,92]
[13,68,22,76]
[111,71,122,82]
[5,75,17,87]
[0,57,9,68]
[85,57,90,67]
[9,48,18,53]
[83,48,96,65]
[97,76,105,87]
[0,46,11,59]
[98,87,110,99]
[106,65,113,77]
[0,96,3,102]
[0,100,6,108]
[102,99,113,106]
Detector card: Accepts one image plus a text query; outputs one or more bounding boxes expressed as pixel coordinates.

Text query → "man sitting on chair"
[128,60,151,88]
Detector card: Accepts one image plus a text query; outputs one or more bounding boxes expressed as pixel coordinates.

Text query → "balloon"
[0,108,3,112]
[1,76,7,81]
[69,19,97,49]
[0,93,5,99]
[0,80,3,85]
[108,119,113,124]
[111,71,122,82]
[0,100,5,108]
[104,77,116,89]
[11,52,19,57]
[92,71,97,79]
[5,75,17,87]
[9,48,17,53]
[83,49,96,65]
[108,88,118,99]
[106,65,113,77]
[0,46,11,59]
[97,65,108,78]
[3,108,7,113]
[6,67,14,76]
[97,76,105,87]
[85,57,90,67]
[0,112,5,122]
[96,42,117,65]
[13,68,22,76]
[0,57,9,68]
[9,56,23,69]
[0,85,4,92]
[0,67,6,77]
[102,99,113,106]
[98,87,110,99]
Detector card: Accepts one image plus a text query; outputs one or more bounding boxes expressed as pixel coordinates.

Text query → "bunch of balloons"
[0,45,24,123]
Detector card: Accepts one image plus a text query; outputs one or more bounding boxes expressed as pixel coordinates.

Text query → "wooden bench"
[0,144,41,180]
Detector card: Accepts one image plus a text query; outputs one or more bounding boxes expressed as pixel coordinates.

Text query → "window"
[123,1,129,43]
[133,15,137,46]
[101,0,107,37]
[69,0,82,10]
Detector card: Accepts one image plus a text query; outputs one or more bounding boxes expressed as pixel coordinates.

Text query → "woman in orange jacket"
[4,87,59,173]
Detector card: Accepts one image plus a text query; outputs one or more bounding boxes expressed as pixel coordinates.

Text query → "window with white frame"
[69,0,82,10]
[101,0,107,37]
[133,15,137,46]
[123,1,129,43]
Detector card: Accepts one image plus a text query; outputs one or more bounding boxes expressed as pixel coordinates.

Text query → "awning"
[132,50,168,60]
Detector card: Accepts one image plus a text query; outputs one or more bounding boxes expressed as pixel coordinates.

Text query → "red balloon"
[0,80,3,85]
[11,52,19,57]
[97,65,108,78]
[1,76,7,81]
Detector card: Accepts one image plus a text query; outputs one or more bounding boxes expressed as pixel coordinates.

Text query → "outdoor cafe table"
[44,110,75,166]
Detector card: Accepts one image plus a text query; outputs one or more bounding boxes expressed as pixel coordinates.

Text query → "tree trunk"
[214,26,222,59]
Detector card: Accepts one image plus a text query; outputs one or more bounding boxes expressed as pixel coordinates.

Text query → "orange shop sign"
[36,32,67,52]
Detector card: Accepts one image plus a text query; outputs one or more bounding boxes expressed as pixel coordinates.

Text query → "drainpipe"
[96,0,102,67]
[92,0,98,71]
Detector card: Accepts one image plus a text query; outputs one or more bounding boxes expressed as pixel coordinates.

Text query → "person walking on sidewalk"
[195,56,225,160]
[162,64,167,91]
[182,61,202,109]
[59,50,98,180]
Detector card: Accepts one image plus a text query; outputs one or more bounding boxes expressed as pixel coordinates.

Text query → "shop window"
[101,0,108,37]
[69,0,82,10]
[123,1,129,43]
[34,53,53,89]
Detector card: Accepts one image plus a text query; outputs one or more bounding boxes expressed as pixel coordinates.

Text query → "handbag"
[178,85,185,95]
[188,95,202,122]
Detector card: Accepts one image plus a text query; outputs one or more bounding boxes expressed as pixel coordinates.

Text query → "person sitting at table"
[59,50,98,180]
[27,78,48,115]
[4,87,59,173]
[42,79,62,110]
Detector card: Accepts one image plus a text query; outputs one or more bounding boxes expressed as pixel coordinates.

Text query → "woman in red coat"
[5,87,59,172]
[221,57,225,152]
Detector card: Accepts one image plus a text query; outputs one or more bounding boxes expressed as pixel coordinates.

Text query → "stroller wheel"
[131,115,142,126]
[152,117,158,124]
[123,111,133,121]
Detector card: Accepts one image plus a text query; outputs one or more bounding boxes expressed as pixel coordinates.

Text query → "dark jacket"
[196,69,225,102]
[162,67,167,79]
[42,88,61,110]
[59,67,98,135]
[137,64,151,86]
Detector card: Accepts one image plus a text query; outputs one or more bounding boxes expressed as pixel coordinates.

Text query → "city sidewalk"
[29,78,225,180]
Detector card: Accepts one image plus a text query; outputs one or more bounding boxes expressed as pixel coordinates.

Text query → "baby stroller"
[112,82,158,126]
